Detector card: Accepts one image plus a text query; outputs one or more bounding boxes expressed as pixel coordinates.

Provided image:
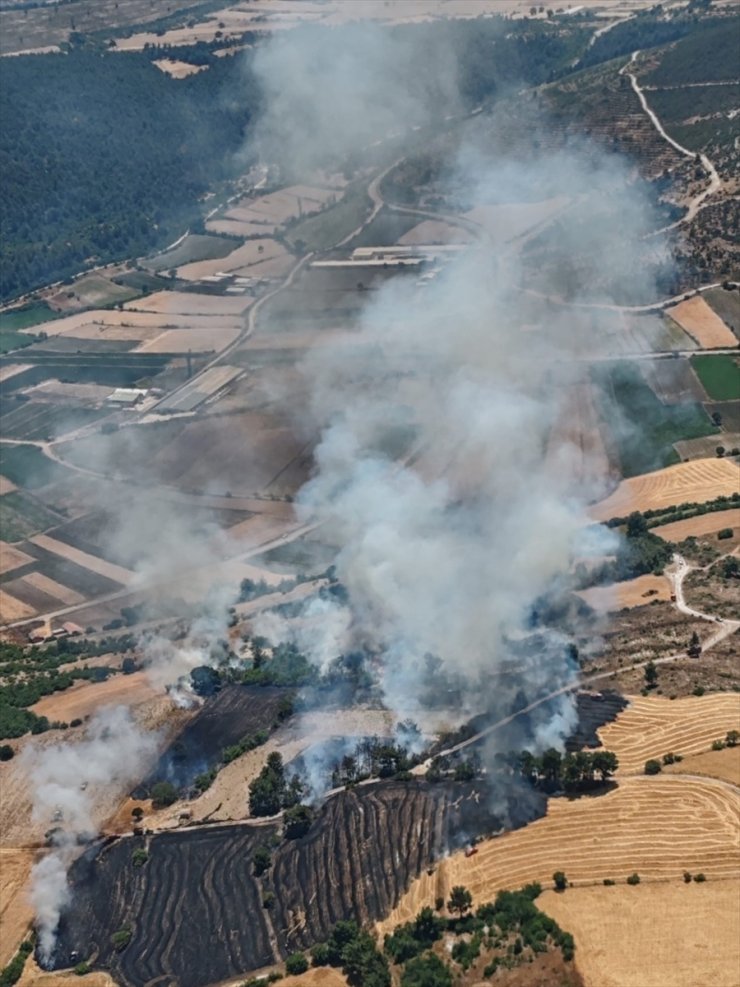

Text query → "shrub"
[693,873,706,883]
[644,759,662,775]
[73,962,91,975]
[0,744,14,761]
[626,873,640,885]
[253,845,272,877]
[662,752,677,765]
[310,942,330,967]
[553,871,568,891]
[603,878,616,886]
[725,730,739,747]
[435,896,445,912]
[131,848,148,867]
[683,871,692,883]
[711,739,726,751]
[285,952,308,975]
[262,891,276,909]
[693,685,705,697]
[717,528,733,540]
[110,928,132,951]
[150,781,178,808]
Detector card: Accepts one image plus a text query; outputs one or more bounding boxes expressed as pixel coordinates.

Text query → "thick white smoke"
[25,706,159,963]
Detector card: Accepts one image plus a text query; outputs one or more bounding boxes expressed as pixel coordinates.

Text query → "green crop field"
[144,234,235,272]
[0,490,59,542]
[0,301,60,332]
[593,361,719,477]
[0,330,34,355]
[0,443,67,490]
[691,354,740,401]
[285,185,372,253]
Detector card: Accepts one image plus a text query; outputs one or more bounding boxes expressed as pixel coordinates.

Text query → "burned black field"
[136,685,293,795]
[52,779,545,987]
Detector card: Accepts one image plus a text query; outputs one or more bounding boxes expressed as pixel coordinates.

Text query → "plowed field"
[541,880,740,987]
[30,671,159,724]
[123,292,251,316]
[596,694,740,774]
[664,746,740,787]
[590,458,740,520]
[665,296,737,349]
[380,775,740,930]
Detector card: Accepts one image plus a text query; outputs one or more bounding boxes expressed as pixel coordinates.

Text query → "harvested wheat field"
[590,458,740,521]
[380,774,740,933]
[280,972,348,987]
[546,381,613,497]
[176,239,288,281]
[541,880,740,987]
[596,694,740,774]
[652,508,740,543]
[22,572,85,606]
[29,534,134,585]
[665,296,737,349]
[18,958,117,987]
[136,326,240,354]
[577,573,672,612]
[664,745,740,786]
[0,542,34,574]
[0,588,36,621]
[123,291,251,316]
[0,848,36,965]
[30,670,159,724]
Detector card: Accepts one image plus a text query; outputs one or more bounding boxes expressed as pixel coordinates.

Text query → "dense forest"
[0,45,256,300]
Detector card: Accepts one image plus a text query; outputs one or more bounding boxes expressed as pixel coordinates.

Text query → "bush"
[110,928,132,951]
[711,739,726,751]
[693,685,705,697]
[726,730,740,747]
[717,528,733,540]
[683,871,692,883]
[553,870,568,891]
[0,940,33,987]
[73,962,91,975]
[0,744,14,761]
[285,953,308,975]
[150,781,178,808]
[693,873,706,882]
[253,845,272,877]
[603,878,616,886]
[262,891,276,909]
[131,848,148,867]
[310,942,330,967]
[401,953,452,987]
[644,759,662,775]
[626,873,640,885]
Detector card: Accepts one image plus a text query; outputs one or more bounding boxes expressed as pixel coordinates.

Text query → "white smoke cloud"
[25,706,159,963]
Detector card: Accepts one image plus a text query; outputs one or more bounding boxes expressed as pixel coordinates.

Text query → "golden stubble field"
[541,880,740,987]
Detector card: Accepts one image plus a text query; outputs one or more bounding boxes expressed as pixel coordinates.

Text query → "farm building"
[107,388,147,406]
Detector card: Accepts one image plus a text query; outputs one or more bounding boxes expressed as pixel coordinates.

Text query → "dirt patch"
[596,693,740,774]
[0,475,18,495]
[381,775,740,931]
[152,59,207,79]
[540,880,740,987]
[0,542,34,574]
[0,847,36,965]
[665,296,737,349]
[577,573,672,612]
[30,670,159,724]
[590,458,740,520]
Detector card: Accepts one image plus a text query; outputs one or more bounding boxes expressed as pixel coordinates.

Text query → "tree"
[151,781,178,808]
[644,759,662,775]
[401,953,452,987]
[131,807,144,821]
[688,631,701,658]
[121,656,136,674]
[253,845,272,876]
[726,730,739,747]
[644,660,658,688]
[311,942,330,966]
[553,871,568,891]
[626,511,648,538]
[285,953,308,975]
[448,885,473,918]
[131,848,148,867]
[626,872,640,885]
[592,750,618,781]
[0,744,14,761]
[283,803,314,839]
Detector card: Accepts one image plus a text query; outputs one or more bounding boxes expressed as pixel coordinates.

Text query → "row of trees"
[518,747,619,791]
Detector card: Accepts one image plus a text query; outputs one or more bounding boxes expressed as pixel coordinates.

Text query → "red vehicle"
[465,846,479,858]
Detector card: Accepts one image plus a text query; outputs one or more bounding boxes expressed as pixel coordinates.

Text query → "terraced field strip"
[652,507,740,542]
[590,457,740,520]
[0,541,34,574]
[664,746,740,787]
[596,694,740,774]
[0,847,36,966]
[666,296,737,349]
[541,880,740,987]
[22,571,85,606]
[0,588,36,620]
[123,291,252,316]
[29,534,135,586]
[380,775,740,931]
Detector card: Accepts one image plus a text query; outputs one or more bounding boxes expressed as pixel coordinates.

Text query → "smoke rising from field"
[249,20,669,755]
[25,706,159,963]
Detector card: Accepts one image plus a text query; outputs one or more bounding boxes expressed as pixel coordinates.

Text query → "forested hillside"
[0,48,255,300]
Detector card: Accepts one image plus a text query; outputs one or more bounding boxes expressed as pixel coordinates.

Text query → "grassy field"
[690,354,740,401]
[704,287,740,335]
[0,490,60,542]
[144,233,235,272]
[0,302,60,332]
[0,331,34,355]
[348,206,422,248]
[0,443,66,490]
[593,361,718,477]
[285,185,372,252]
